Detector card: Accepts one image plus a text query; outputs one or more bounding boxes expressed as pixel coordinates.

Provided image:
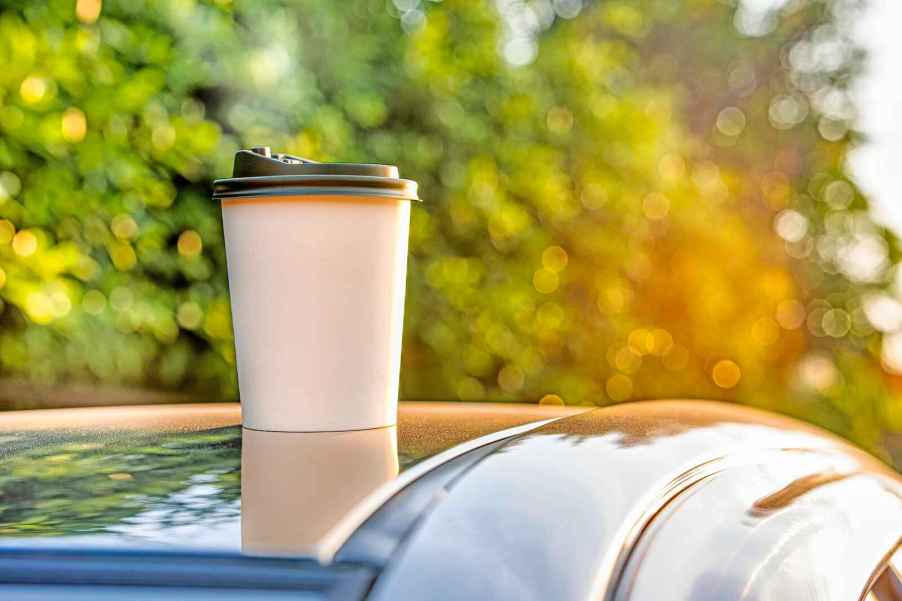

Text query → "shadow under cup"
[214,154,419,432]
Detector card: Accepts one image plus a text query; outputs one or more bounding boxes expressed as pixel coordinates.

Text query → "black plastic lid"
[212,147,419,201]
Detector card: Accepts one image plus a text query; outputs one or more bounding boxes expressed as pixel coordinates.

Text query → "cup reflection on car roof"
[241,425,399,555]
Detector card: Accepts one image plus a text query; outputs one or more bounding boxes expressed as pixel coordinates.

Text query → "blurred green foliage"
[0,0,900,466]
[0,427,240,536]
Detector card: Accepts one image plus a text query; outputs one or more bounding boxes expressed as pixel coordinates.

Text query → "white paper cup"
[214,150,418,432]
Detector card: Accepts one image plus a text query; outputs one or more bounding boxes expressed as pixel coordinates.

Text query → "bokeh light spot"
[627,329,654,355]
[580,183,608,209]
[712,359,741,389]
[463,346,493,377]
[151,125,176,151]
[650,328,674,356]
[502,37,538,67]
[663,344,689,371]
[597,284,630,314]
[716,106,746,136]
[542,245,569,272]
[533,268,559,294]
[822,308,851,338]
[751,317,780,346]
[818,117,847,141]
[615,346,643,373]
[49,288,72,318]
[177,301,204,330]
[539,393,564,406]
[456,377,486,401]
[19,76,47,104]
[823,180,854,210]
[837,233,888,282]
[728,62,756,93]
[642,192,670,220]
[658,153,686,182]
[797,354,838,391]
[546,106,574,134]
[25,292,54,325]
[0,267,6,289]
[863,294,902,333]
[554,0,583,19]
[76,0,102,24]
[12,230,37,257]
[109,242,137,270]
[498,364,525,392]
[111,214,138,240]
[606,374,633,401]
[61,108,87,143]
[248,46,291,87]
[82,290,106,315]
[153,317,179,343]
[776,299,806,329]
[109,286,134,312]
[769,94,808,129]
[536,302,565,329]
[0,172,21,202]
[178,230,203,257]
[73,257,100,282]
[774,209,808,242]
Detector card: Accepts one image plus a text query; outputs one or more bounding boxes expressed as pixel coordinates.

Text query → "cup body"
[221,194,410,432]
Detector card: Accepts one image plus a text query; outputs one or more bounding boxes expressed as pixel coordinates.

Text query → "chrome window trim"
[864,545,902,601]
[0,548,372,600]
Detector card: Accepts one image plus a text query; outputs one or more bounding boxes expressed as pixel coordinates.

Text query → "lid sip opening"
[213,146,419,201]
[240,146,319,173]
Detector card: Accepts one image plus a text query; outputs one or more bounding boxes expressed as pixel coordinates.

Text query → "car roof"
[358,401,901,601]
[1,400,898,600]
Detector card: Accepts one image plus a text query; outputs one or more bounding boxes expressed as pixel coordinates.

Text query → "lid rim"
[214,188,419,201]
[213,175,419,201]
[214,174,418,184]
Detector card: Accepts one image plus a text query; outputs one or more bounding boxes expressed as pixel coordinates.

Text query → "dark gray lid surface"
[213,147,419,201]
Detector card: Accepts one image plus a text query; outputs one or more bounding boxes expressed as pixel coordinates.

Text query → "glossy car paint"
[365,401,902,601]
[615,457,899,601]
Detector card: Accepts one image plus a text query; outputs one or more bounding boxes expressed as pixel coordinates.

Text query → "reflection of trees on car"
[0,428,240,537]
[0,0,897,466]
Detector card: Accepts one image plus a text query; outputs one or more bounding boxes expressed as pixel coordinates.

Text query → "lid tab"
[235,147,321,177]
[213,147,418,201]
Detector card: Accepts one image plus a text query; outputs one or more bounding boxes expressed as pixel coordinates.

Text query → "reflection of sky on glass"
[3,504,242,552]
[106,479,241,550]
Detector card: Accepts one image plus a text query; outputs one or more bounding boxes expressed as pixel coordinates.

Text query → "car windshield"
[0,402,577,555]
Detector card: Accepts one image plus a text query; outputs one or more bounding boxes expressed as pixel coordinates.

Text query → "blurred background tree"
[0,0,900,466]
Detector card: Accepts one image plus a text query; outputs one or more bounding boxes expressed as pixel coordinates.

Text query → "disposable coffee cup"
[213,147,419,432]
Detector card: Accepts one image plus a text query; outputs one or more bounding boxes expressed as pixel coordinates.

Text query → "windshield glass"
[0,402,580,555]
